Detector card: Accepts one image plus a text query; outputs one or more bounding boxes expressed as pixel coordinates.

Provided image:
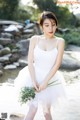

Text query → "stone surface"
[0,38,12,45]
[0,47,11,56]
[4,64,17,70]
[18,59,28,67]
[16,39,30,56]
[61,51,80,70]
[66,44,80,51]
[0,70,3,76]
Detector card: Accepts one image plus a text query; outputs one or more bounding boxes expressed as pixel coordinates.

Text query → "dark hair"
[39,11,58,26]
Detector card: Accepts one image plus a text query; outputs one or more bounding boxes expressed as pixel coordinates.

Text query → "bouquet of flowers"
[19,80,60,104]
[19,87,36,104]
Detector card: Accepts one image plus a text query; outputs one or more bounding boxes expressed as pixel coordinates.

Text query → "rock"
[24,23,35,29]
[0,45,3,49]
[61,52,80,70]
[23,29,34,34]
[0,38,12,45]
[0,55,9,63]
[12,49,20,53]
[4,64,17,70]
[4,25,19,32]
[10,114,24,120]
[63,69,80,84]
[9,53,20,63]
[0,47,11,56]
[1,32,13,39]
[21,34,33,39]
[0,63,3,69]
[13,62,19,67]
[16,39,30,56]
[0,70,3,76]
[33,22,42,35]
[18,59,28,67]
[0,54,12,64]
[68,51,80,62]
[66,45,80,51]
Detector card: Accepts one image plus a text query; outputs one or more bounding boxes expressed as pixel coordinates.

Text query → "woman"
[15,11,66,120]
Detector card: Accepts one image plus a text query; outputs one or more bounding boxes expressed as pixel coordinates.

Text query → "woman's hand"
[39,81,48,91]
[32,81,39,92]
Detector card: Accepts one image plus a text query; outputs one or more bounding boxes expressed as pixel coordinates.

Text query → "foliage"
[19,81,60,104]
[33,0,77,27]
[57,7,76,27]
[14,8,31,21]
[62,29,80,46]
[0,0,19,20]
[26,6,41,21]
[19,87,35,104]
[19,5,41,21]
[55,27,80,48]
[33,0,58,12]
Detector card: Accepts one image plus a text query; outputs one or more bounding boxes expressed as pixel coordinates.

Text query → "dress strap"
[56,39,59,49]
[36,36,40,45]
[34,36,39,47]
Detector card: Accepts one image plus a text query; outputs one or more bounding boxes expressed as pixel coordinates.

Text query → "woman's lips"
[49,32,53,34]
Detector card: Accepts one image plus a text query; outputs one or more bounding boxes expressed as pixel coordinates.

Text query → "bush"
[55,28,80,49]
[62,30,80,46]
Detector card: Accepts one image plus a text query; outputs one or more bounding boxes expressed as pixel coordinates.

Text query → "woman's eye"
[45,25,49,27]
[52,24,55,26]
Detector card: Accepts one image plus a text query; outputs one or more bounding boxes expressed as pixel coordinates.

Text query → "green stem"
[48,82,61,87]
[48,79,58,86]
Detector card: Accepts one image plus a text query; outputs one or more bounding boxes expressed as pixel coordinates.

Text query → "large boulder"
[16,39,30,56]
[0,54,10,63]
[0,47,11,56]
[4,64,17,70]
[66,45,80,51]
[1,32,13,39]
[0,38,12,45]
[9,53,20,63]
[61,51,80,70]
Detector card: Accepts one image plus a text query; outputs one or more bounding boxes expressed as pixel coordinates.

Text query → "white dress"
[14,43,66,108]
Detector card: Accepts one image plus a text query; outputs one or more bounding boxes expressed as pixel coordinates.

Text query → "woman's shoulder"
[31,35,41,40]
[30,35,42,44]
[55,36,65,44]
[55,36,64,41]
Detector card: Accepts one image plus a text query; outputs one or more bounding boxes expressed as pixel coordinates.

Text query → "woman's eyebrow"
[44,21,56,24]
[44,23,49,24]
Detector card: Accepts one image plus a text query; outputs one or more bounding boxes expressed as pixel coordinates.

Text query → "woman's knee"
[44,109,51,117]
[43,104,51,117]
[24,104,38,120]
[29,103,38,114]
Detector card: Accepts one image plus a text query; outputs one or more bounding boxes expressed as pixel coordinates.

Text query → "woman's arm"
[39,38,65,90]
[28,36,39,91]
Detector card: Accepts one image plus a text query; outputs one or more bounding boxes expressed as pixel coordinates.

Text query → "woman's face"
[42,18,57,38]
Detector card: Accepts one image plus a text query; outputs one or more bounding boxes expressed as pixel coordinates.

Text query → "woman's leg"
[42,103,52,120]
[24,104,38,120]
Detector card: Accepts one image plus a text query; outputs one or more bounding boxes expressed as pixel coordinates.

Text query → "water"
[0,67,22,83]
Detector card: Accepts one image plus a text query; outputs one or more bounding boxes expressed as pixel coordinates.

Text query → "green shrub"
[62,30,80,46]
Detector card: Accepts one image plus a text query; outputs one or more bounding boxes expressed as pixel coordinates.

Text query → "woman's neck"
[43,34,55,41]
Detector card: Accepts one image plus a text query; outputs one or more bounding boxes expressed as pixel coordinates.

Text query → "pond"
[0,67,23,83]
